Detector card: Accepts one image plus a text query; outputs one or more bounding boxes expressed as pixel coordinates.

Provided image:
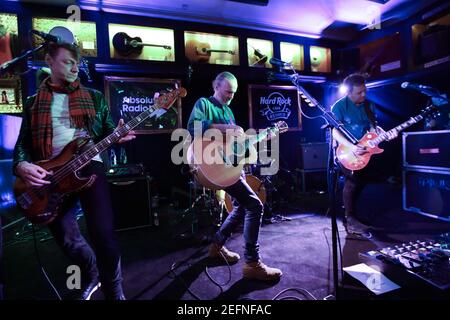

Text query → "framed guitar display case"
[246,38,273,68]
[109,23,175,61]
[32,17,97,58]
[184,31,239,65]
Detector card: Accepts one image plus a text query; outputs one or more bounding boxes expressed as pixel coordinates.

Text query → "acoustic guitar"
[112,32,171,56]
[185,39,235,63]
[14,88,187,225]
[187,121,288,190]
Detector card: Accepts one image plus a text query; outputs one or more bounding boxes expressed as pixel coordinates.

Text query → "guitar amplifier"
[106,163,146,178]
[403,169,450,222]
[403,130,450,170]
[299,142,329,169]
[108,175,153,231]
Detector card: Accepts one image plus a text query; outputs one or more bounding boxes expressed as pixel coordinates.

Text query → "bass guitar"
[14,87,187,224]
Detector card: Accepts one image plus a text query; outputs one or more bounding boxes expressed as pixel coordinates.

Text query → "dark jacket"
[13,88,116,175]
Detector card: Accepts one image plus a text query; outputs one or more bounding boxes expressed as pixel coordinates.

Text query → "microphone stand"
[0,43,46,76]
[270,67,358,299]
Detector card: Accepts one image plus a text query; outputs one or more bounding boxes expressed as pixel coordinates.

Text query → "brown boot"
[243,260,282,281]
[208,243,240,263]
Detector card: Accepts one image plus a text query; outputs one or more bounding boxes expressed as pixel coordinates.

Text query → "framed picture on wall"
[109,24,174,61]
[32,17,97,58]
[104,77,182,134]
[0,78,23,114]
[0,13,19,75]
[248,84,301,131]
[184,31,239,65]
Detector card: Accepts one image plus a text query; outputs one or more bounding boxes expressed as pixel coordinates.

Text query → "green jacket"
[13,88,116,175]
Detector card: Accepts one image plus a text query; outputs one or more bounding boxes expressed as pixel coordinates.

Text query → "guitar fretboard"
[67,105,159,173]
[371,115,423,145]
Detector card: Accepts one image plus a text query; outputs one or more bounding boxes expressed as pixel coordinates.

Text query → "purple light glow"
[0,115,22,152]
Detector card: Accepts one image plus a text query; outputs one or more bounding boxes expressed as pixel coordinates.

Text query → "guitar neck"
[371,114,424,145]
[127,39,171,50]
[69,105,160,171]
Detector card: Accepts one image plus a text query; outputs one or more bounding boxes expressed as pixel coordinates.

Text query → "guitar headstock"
[154,87,188,110]
[421,104,439,117]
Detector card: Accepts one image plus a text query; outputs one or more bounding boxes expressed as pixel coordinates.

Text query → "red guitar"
[14,88,187,224]
[336,105,438,171]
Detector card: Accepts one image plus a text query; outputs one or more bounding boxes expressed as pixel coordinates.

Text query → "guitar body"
[336,131,384,171]
[13,138,97,225]
[185,40,212,63]
[112,32,143,56]
[187,139,258,190]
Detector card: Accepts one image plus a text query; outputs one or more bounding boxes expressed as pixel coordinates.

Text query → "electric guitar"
[185,39,235,63]
[13,87,187,225]
[112,32,172,56]
[336,105,438,171]
[187,121,288,190]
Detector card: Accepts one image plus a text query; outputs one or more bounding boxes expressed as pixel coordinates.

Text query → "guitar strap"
[363,101,377,129]
[345,96,377,129]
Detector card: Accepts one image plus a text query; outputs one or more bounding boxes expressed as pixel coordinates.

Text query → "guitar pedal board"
[360,233,450,290]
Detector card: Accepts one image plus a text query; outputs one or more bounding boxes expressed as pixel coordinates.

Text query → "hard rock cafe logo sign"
[259,92,291,121]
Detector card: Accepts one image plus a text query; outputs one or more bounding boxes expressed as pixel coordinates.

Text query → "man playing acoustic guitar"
[187,72,282,281]
[331,73,398,237]
[13,42,136,299]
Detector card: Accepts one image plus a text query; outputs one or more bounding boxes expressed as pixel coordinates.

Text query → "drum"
[217,174,266,213]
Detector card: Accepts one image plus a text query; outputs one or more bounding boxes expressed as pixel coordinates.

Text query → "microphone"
[31,30,62,44]
[401,82,435,91]
[269,57,292,68]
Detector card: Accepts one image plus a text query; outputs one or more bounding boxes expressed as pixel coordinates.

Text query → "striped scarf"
[31,77,96,160]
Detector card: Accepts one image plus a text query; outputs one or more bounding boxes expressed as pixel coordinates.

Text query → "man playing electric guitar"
[13,42,136,300]
[331,74,398,237]
[187,71,282,281]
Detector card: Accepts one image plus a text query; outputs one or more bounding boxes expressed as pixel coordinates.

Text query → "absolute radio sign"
[104,77,182,134]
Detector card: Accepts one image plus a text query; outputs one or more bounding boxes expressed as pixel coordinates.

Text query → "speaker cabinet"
[403,169,450,222]
[403,130,450,170]
[299,142,329,170]
[108,176,152,231]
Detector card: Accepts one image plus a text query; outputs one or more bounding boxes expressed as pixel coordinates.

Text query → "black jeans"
[213,174,264,263]
[47,161,122,298]
[339,163,375,220]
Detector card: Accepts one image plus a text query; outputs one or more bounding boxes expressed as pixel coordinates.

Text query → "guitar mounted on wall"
[185,39,235,63]
[187,121,288,190]
[13,87,187,225]
[112,32,172,56]
[248,44,268,67]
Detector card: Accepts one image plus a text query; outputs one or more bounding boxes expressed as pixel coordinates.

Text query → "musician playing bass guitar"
[187,72,282,281]
[13,42,136,300]
[331,73,398,237]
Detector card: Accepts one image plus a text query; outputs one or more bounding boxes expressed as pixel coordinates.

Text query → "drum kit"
[185,163,278,228]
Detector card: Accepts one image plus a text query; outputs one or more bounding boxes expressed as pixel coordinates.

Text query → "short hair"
[46,42,80,61]
[212,71,237,89]
[343,73,366,93]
